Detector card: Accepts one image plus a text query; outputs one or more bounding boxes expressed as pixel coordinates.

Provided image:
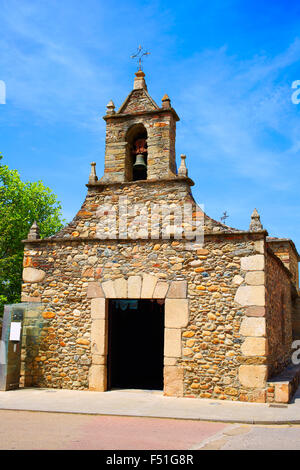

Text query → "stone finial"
[133,70,147,90]
[106,100,115,115]
[249,208,263,232]
[162,94,171,109]
[28,221,40,240]
[89,162,98,184]
[178,154,188,177]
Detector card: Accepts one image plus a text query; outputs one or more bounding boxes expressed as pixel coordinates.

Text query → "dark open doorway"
[107,299,164,391]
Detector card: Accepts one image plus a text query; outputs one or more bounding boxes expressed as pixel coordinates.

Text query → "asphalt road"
[0,410,300,450]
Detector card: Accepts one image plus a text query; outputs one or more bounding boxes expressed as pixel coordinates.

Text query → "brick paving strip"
[0,410,228,450]
[2,409,300,450]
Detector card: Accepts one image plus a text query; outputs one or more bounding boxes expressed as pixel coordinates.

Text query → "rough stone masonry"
[20,69,300,403]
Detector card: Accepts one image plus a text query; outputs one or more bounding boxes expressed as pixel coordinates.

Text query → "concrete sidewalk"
[1,387,300,424]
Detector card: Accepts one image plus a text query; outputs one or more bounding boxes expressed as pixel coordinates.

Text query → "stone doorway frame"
[87,274,189,397]
[107,298,165,391]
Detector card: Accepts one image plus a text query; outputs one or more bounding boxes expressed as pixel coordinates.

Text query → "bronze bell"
[133,153,147,170]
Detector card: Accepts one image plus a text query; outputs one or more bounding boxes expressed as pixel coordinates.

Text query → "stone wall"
[21,229,270,401]
[51,178,200,241]
[43,177,243,244]
[265,249,293,378]
[292,296,300,340]
[267,239,299,289]
[22,246,92,389]
[179,236,267,402]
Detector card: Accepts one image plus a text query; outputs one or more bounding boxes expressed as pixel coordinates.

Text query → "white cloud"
[169,42,300,191]
[0,0,118,128]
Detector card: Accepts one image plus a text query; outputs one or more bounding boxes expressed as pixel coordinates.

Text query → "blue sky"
[1,0,300,250]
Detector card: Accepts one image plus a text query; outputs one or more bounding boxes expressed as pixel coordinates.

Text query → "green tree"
[0,154,64,316]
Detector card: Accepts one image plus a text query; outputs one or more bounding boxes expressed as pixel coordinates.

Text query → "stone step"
[267,364,300,403]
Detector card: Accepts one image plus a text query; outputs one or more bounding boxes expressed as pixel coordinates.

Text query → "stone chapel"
[20,70,300,403]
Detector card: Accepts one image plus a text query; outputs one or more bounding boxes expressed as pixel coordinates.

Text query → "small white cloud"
[170,42,300,191]
[0,80,6,104]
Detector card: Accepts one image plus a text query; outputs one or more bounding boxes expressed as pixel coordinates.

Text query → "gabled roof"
[117,88,159,114]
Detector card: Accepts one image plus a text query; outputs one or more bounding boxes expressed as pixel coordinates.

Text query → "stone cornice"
[203,230,268,240]
[267,237,300,261]
[86,175,195,189]
[103,107,180,122]
[22,230,268,245]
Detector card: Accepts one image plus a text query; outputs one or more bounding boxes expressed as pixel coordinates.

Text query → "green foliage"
[0,154,64,316]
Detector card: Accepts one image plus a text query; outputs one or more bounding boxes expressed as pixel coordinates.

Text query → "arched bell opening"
[125,124,148,181]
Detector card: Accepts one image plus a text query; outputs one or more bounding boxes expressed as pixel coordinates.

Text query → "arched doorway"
[125,123,148,181]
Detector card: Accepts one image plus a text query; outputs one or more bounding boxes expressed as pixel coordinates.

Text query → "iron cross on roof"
[221,211,229,224]
[131,45,150,71]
